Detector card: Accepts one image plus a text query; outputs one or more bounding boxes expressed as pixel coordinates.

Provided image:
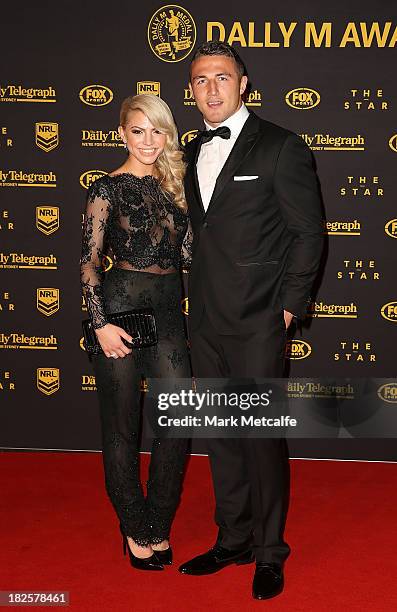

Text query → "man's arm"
[274,133,324,320]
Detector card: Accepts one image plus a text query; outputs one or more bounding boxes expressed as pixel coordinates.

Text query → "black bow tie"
[201,126,231,144]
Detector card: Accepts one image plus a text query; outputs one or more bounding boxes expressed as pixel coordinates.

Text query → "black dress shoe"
[179,545,254,575]
[122,535,163,571]
[252,562,284,599]
[153,545,173,565]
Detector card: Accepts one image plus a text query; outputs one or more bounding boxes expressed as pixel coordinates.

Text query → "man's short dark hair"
[190,41,247,79]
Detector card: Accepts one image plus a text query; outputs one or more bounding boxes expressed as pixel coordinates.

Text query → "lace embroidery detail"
[80,173,192,329]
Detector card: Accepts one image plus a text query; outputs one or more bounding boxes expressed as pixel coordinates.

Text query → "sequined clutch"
[82,308,157,356]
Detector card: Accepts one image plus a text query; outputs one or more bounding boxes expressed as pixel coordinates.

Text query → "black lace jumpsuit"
[80,173,192,545]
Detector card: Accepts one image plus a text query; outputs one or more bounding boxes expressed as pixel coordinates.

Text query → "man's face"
[189,55,248,127]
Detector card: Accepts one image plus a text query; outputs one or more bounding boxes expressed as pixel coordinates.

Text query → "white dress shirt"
[197,104,250,211]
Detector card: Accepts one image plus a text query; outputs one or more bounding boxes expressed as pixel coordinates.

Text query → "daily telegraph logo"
[82,375,96,391]
[285,88,320,110]
[246,89,263,107]
[37,288,59,317]
[37,368,60,395]
[184,87,263,107]
[380,302,397,323]
[148,5,196,62]
[137,82,161,96]
[287,381,355,400]
[81,130,123,148]
[0,170,56,188]
[79,85,113,107]
[300,133,365,151]
[307,301,358,318]
[0,253,57,270]
[385,219,397,238]
[35,123,59,152]
[36,206,59,235]
[181,129,198,146]
[79,170,107,189]
[0,85,56,103]
[325,220,361,235]
[377,383,397,404]
[0,334,58,350]
[285,340,312,360]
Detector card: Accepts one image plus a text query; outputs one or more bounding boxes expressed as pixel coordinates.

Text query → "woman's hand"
[95,323,133,359]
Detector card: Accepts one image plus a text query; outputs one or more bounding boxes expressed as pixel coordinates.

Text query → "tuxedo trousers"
[189,309,291,565]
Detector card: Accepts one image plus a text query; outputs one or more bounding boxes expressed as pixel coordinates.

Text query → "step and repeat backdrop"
[1,1,396,459]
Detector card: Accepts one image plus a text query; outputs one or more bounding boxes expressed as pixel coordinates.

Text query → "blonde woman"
[81,95,192,571]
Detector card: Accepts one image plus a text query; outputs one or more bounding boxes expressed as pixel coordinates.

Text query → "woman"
[80,94,192,571]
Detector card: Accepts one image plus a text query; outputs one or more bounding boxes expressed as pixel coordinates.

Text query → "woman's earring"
[123,141,128,152]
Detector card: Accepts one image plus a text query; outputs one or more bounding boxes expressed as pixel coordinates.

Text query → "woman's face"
[119,109,167,171]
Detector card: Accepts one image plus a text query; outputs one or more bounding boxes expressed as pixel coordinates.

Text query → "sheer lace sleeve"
[181,216,193,271]
[80,180,112,329]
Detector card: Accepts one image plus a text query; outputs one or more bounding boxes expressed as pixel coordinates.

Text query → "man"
[179,42,324,600]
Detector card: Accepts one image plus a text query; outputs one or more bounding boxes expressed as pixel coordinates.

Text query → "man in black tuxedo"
[178,42,324,599]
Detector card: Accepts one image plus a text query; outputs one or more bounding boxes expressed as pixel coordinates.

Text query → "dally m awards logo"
[79,170,107,189]
[79,85,113,107]
[37,368,60,395]
[285,88,320,110]
[148,5,196,62]
[380,302,397,323]
[137,82,161,96]
[36,206,59,235]
[35,123,59,152]
[37,288,59,317]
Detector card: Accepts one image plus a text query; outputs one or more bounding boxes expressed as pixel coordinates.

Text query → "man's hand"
[283,310,294,330]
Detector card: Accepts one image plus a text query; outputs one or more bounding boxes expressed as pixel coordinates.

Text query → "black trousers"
[92,268,190,546]
[189,310,291,565]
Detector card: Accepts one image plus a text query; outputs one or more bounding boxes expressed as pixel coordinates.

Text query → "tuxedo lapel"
[206,113,261,214]
[186,133,205,216]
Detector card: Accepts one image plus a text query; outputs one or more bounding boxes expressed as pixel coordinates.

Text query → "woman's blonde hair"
[120,94,186,211]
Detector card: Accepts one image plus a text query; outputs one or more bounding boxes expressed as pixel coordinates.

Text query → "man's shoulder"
[183,135,199,159]
[252,113,295,143]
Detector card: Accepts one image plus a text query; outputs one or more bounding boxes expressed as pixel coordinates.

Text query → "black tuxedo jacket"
[184,111,324,334]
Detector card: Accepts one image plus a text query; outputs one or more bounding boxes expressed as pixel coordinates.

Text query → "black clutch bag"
[82,308,157,356]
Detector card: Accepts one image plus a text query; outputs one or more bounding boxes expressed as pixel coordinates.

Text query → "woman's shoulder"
[87,174,113,202]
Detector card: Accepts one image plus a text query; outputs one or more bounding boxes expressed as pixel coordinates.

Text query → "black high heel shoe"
[122,535,163,571]
[153,545,173,565]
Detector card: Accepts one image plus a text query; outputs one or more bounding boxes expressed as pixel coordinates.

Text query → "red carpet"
[1,451,397,611]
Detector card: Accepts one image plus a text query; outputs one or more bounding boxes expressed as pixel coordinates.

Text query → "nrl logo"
[35,122,59,152]
[137,81,161,96]
[37,368,60,395]
[37,288,59,317]
[36,206,59,235]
